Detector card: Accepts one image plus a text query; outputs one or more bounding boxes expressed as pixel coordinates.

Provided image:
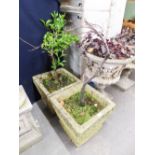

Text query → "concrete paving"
[21,73,135,155]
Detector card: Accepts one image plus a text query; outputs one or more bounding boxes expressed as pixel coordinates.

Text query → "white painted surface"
[61,0,127,38]
[84,0,111,11]
[83,11,109,34]
[83,0,127,38]
[107,0,127,38]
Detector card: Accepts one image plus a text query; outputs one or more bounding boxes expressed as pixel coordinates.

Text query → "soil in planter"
[42,72,76,93]
[63,92,105,125]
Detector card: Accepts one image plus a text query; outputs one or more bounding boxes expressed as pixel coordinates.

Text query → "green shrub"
[40,12,79,70]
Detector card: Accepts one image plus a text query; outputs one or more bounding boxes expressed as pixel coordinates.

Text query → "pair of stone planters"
[33,68,116,147]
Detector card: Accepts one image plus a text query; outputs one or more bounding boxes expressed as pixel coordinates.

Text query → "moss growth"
[42,72,75,93]
[63,92,103,125]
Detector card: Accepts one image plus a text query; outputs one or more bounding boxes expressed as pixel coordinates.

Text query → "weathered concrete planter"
[33,68,80,108]
[83,53,135,85]
[49,83,115,147]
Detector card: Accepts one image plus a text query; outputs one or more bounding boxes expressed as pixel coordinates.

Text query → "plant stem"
[80,21,110,106]
[80,54,109,105]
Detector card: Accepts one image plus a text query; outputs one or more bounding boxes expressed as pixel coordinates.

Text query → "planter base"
[115,76,134,91]
[115,69,135,91]
[59,110,112,147]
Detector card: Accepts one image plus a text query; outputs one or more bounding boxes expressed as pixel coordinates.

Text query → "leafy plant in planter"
[46,22,116,146]
[54,22,111,124]
[39,12,79,92]
[32,12,81,109]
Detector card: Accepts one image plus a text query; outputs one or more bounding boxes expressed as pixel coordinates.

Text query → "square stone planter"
[49,83,115,147]
[32,68,80,109]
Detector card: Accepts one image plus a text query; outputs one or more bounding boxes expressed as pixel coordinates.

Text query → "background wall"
[19,0,59,103]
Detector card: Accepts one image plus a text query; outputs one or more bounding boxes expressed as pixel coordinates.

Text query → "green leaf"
[59,63,64,67]
[40,19,46,26]
[46,19,52,27]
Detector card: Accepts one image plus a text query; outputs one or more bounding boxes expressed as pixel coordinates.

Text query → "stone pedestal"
[19,85,42,153]
[115,69,135,91]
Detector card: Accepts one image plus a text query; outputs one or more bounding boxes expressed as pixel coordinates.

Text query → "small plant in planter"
[48,22,116,146]
[54,21,111,121]
[32,12,80,106]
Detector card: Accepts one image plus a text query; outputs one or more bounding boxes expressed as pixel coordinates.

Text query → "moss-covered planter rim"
[49,83,115,134]
[32,68,80,98]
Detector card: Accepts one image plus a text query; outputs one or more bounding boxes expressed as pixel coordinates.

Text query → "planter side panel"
[58,111,112,147]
